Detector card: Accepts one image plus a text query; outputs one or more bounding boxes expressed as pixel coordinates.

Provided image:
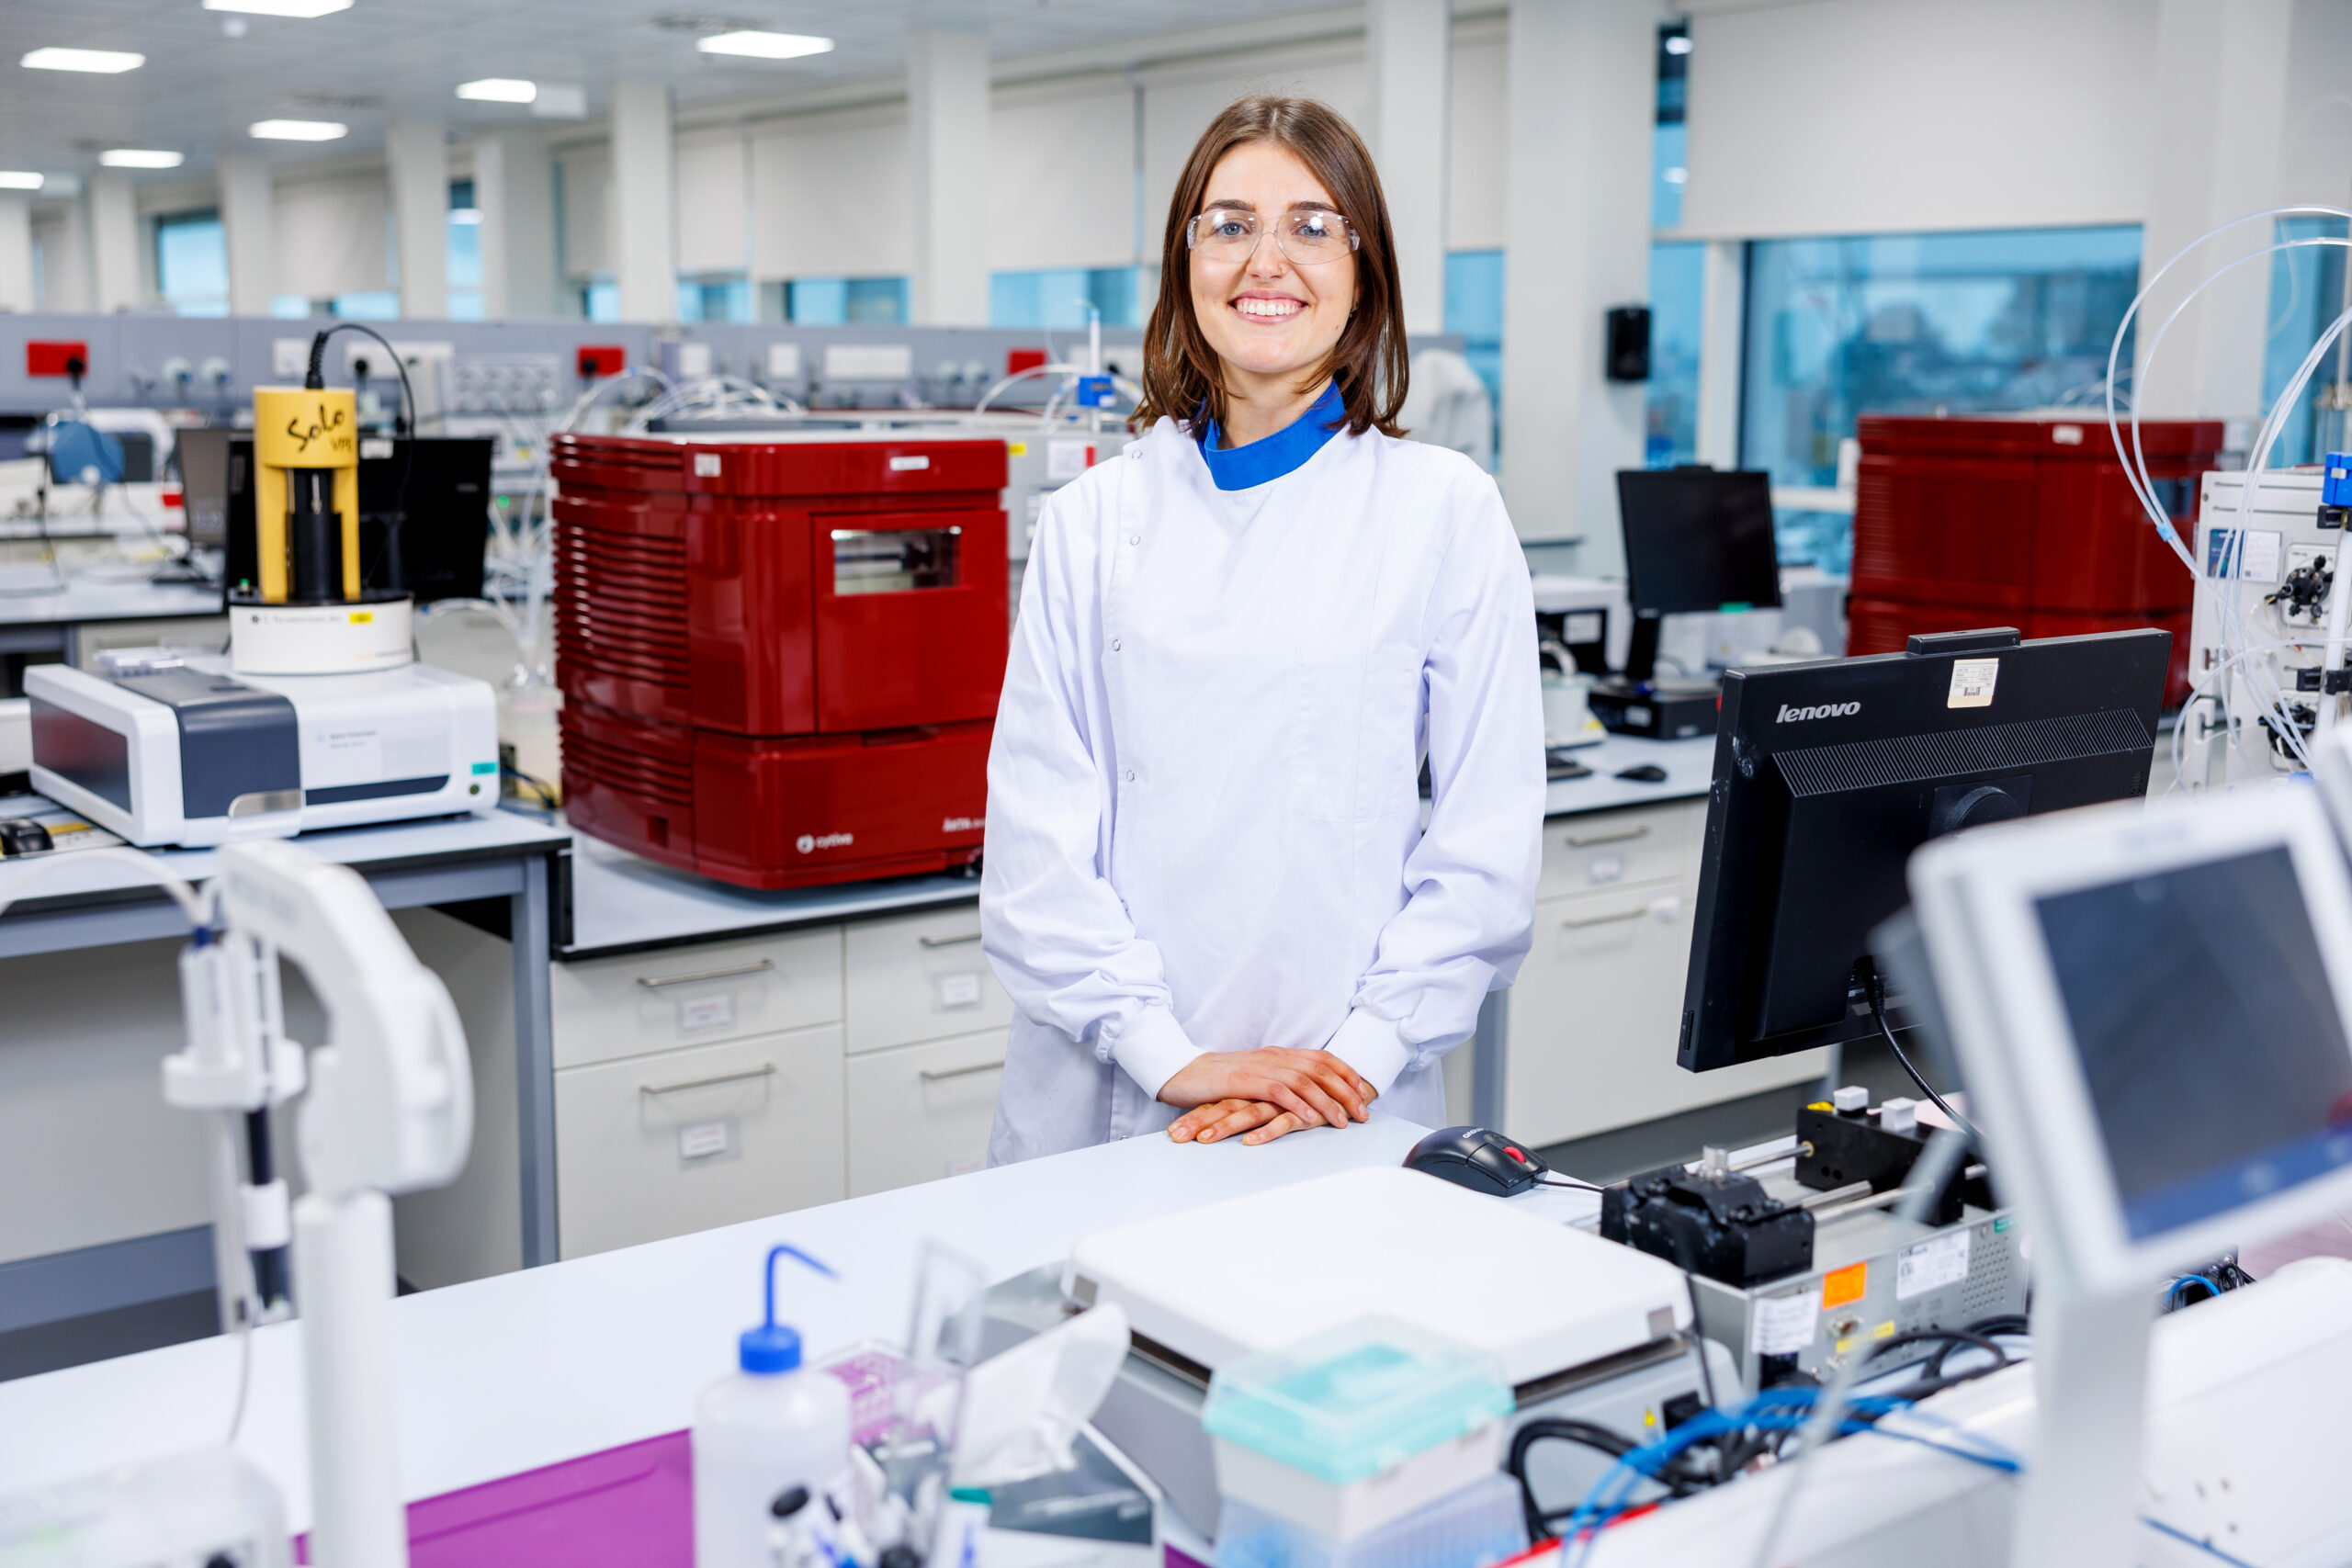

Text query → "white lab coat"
[980,413,1544,1163]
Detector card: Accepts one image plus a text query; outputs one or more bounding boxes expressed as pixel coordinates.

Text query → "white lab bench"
[0,1111,1442,1534]
[490,731,1819,1272]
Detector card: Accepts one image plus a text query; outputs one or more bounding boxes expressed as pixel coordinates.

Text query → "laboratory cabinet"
[554,1025,848,1258]
[537,904,1014,1259]
[1498,800,1826,1147]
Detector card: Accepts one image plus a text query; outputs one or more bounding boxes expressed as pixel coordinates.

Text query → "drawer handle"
[1565,824,1652,849]
[639,1064,776,1097]
[1562,908,1646,930]
[917,931,984,949]
[920,1058,1007,1083]
[637,959,775,990]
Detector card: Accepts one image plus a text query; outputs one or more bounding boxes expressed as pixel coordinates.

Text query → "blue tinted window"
[990,267,1142,329]
[582,280,620,322]
[1743,226,2141,490]
[1647,242,1703,467]
[678,276,753,322]
[2262,216,2349,468]
[332,291,401,321]
[156,209,230,317]
[787,276,908,325]
[1443,249,1505,415]
[845,277,907,324]
[447,176,483,320]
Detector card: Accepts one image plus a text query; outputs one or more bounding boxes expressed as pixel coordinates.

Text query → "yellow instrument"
[251,385,360,604]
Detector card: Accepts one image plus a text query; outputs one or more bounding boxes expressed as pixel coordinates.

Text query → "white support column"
[908,28,992,326]
[219,151,277,317]
[2134,0,2296,423]
[388,120,449,320]
[1694,238,1745,469]
[0,194,32,312]
[475,130,560,318]
[87,172,140,312]
[609,81,677,323]
[1367,0,1452,336]
[1500,0,1656,561]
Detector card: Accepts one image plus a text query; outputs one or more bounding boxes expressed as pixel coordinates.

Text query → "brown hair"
[1134,96,1409,440]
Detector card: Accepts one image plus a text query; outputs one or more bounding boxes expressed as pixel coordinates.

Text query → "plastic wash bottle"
[693,1244,854,1568]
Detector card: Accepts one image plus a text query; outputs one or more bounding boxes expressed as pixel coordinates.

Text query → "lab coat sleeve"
[1329,473,1544,1094]
[980,474,1204,1102]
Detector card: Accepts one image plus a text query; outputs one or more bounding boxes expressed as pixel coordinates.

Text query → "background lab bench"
[403,732,1823,1276]
[0,809,569,1342]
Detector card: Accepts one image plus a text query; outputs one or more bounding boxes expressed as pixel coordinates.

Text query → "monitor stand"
[1625,611,1663,686]
[2008,1286,2152,1568]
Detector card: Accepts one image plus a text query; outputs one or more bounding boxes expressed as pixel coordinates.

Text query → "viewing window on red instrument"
[831,526,961,594]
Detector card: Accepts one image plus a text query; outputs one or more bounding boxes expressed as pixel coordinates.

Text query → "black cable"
[301,323,417,595]
[1867,980,1983,1144]
[1538,1176,1604,1192]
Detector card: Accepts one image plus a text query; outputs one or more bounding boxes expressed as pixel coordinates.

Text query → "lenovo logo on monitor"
[1777,701,1862,722]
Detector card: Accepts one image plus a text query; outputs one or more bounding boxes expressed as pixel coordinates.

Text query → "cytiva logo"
[1777,701,1861,723]
[795,831,855,853]
[942,816,983,833]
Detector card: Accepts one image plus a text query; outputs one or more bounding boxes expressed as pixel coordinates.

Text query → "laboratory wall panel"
[750,104,912,282]
[274,171,391,299]
[988,80,1137,275]
[1447,26,1509,254]
[558,145,610,279]
[1677,0,2157,239]
[673,129,751,278]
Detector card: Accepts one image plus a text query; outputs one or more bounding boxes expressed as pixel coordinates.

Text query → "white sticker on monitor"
[1948,658,1999,709]
[1750,1291,1816,1356]
[679,1120,729,1160]
[1896,1229,1972,1300]
[679,994,734,1031]
[939,971,982,1009]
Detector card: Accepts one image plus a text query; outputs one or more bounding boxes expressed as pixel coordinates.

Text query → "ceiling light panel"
[203,0,354,16]
[251,119,348,141]
[100,149,183,168]
[21,47,146,73]
[0,172,43,190]
[695,30,833,60]
[457,78,537,103]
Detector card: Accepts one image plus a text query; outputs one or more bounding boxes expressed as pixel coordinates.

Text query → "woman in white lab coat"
[980,96,1545,1162]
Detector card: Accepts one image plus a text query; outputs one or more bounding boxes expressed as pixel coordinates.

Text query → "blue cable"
[2166,1274,2221,1308]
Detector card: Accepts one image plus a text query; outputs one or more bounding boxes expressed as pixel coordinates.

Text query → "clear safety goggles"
[1185,207,1361,267]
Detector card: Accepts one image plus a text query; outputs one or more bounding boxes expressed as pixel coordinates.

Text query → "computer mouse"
[0,818,53,856]
[1615,763,1669,783]
[1404,1125,1550,1198]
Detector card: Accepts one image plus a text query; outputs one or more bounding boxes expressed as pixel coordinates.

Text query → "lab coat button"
[1127,534,1141,545]
[1123,769,1136,783]
[1111,638,1122,651]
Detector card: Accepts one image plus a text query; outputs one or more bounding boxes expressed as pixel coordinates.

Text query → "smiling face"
[1188,140,1358,404]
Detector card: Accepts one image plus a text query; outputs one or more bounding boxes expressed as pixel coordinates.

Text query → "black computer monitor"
[1616,468,1782,682]
[1676,626,2171,1072]
[224,435,492,604]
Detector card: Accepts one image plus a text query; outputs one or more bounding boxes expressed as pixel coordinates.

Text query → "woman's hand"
[1168,1099,1334,1146]
[1159,1048,1376,1137]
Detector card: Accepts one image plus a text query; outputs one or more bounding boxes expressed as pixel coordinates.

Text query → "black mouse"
[1404,1125,1550,1198]
[0,818,53,855]
[1615,763,1669,783]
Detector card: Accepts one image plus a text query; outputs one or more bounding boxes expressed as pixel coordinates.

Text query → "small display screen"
[1615,469,1782,615]
[831,526,960,595]
[2035,846,2352,1238]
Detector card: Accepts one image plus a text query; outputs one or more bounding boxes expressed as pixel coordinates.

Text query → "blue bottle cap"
[740,1244,836,1376]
